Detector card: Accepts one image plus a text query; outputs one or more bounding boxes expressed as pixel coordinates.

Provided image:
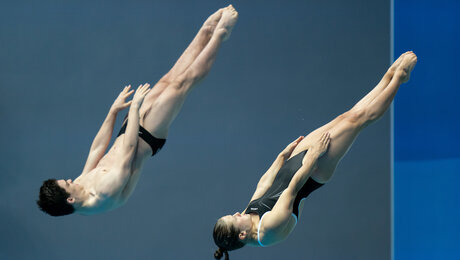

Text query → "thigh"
[291,113,347,157]
[312,119,363,182]
[142,76,170,106]
[292,112,365,183]
[139,86,188,139]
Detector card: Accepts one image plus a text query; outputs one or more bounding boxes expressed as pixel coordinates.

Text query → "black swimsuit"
[245,150,324,219]
[117,119,166,156]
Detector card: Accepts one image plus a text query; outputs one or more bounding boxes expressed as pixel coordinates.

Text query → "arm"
[246,136,304,204]
[81,86,134,174]
[288,132,330,195]
[119,83,150,167]
[261,133,331,232]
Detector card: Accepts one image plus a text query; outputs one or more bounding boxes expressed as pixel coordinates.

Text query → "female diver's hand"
[279,136,304,159]
[132,83,151,108]
[110,85,134,112]
[310,132,331,158]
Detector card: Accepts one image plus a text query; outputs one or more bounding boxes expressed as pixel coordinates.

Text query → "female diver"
[213,51,417,259]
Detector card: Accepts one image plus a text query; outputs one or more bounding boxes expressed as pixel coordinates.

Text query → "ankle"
[214,28,228,39]
[395,68,408,80]
[200,25,214,37]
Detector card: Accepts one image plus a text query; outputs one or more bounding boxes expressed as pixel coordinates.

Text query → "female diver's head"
[213,212,253,259]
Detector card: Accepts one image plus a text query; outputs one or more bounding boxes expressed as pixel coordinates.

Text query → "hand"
[310,132,331,158]
[279,136,304,159]
[111,85,134,112]
[132,83,151,107]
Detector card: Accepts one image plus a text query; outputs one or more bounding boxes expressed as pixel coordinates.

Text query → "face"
[221,212,252,233]
[56,179,84,200]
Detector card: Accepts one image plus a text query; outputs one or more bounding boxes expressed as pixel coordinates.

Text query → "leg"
[164,8,224,82]
[144,8,224,101]
[352,51,409,110]
[292,52,418,183]
[140,5,238,138]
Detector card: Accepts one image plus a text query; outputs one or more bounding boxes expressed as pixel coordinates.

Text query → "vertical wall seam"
[390,0,395,259]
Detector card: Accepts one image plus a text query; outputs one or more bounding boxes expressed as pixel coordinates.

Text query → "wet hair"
[214,248,229,260]
[37,179,75,216]
[213,218,245,259]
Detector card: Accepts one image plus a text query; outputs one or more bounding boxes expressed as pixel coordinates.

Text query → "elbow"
[312,162,318,172]
[89,146,103,155]
[285,185,300,198]
[256,182,268,191]
[287,178,300,194]
[277,153,287,161]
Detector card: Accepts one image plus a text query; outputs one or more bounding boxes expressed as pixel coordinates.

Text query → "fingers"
[325,135,331,147]
[123,89,134,98]
[320,132,331,149]
[122,84,151,95]
[136,83,151,96]
[120,83,151,99]
[320,132,330,142]
[292,136,304,147]
[120,85,134,98]
[294,136,304,143]
[123,100,132,108]
[288,136,304,149]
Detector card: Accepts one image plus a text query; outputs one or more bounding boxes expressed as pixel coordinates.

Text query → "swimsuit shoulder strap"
[257,211,270,247]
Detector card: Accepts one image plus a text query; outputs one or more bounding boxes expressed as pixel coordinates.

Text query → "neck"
[73,189,94,212]
[245,213,261,246]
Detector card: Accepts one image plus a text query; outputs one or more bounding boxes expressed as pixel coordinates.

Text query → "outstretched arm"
[288,132,330,194]
[81,86,134,174]
[261,133,330,232]
[119,83,150,168]
[246,136,304,204]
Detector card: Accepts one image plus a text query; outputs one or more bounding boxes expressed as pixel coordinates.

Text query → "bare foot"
[214,5,238,41]
[202,8,224,32]
[389,51,410,72]
[397,51,418,83]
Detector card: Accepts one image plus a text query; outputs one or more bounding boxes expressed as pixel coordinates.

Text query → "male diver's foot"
[214,5,239,41]
[202,8,224,32]
[397,51,418,83]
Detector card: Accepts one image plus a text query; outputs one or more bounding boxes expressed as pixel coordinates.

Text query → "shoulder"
[258,211,293,247]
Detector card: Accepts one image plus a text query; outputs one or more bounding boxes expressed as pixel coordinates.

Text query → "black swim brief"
[117,119,166,156]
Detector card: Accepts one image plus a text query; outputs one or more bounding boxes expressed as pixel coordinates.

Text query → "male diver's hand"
[279,136,304,160]
[111,85,134,112]
[310,132,331,158]
[132,83,151,108]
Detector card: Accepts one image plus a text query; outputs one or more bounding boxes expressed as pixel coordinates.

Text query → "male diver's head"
[37,178,83,216]
[213,212,252,259]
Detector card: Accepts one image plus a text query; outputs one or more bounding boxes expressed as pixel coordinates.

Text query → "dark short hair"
[213,218,246,259]
[37,179,75,216]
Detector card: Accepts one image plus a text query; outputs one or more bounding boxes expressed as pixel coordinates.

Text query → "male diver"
[37,5,239,216]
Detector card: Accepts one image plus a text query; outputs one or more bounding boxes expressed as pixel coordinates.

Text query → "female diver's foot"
[389,51,410,73]
[214,5,239,41]
[397,51,418,83]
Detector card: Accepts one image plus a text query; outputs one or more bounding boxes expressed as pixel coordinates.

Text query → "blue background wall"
[1,0,391,259]
[394,0,460,259]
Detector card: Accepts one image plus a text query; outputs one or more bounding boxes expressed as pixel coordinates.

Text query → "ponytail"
[213,218,246,259]
[214,247,229,260]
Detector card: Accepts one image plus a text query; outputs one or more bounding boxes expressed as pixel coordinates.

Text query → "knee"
[162,69,196,89]
[341,109,373,125]
[158,74,171,86]
[169,71,196,92]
